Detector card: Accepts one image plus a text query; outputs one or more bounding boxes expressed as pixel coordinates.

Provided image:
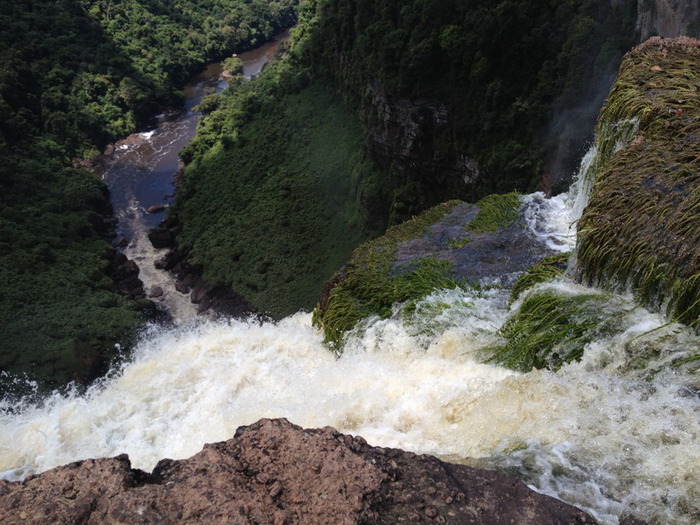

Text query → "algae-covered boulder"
[577,36,700,328]
[314,194,565,347]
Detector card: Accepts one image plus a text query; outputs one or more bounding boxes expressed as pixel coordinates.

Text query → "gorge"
[1,1,700,524]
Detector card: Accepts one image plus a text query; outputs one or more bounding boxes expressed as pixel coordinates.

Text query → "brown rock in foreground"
[0,418,641,524]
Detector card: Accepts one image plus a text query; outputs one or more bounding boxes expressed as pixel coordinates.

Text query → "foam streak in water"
[1,286,698,524]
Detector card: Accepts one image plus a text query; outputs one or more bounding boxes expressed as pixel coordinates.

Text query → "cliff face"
[364,84,478,218]
[297,0,639,215]
[636,0,700,39]
[0,418,645,525]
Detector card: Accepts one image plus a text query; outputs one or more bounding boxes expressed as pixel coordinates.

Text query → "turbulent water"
[2,84,699,525]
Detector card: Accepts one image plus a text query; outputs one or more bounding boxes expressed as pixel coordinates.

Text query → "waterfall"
[2,50,699,525]
[1,241,699,524]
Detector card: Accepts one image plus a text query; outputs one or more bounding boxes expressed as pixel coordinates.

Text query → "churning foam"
[1,285,698,525]
[521,145,599,254]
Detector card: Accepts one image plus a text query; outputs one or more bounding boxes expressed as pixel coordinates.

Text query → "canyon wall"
[636,0,700,39]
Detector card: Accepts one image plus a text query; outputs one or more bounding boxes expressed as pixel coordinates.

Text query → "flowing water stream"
[1,54,699,525]
[99,30,291,320]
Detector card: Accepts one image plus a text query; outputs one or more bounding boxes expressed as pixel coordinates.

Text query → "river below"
[99,30,291,320]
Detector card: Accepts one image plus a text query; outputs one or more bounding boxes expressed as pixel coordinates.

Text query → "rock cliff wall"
[636,0,700,39]
[298,0,641,215]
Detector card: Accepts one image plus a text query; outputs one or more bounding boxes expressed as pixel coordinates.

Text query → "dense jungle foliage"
[0,0,298,394]
[173,0,640,317]
[294,0,638,203]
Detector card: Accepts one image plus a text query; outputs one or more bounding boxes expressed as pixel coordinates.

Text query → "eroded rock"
[0,418,642,525]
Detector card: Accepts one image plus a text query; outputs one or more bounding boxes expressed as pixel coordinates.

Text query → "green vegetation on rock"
[174,57,390,318]
[510,252,570,303]
[577,37,700,329]
[489,289,625,372]
[466,192,521,233]
[0,0,298,393]
[312,202,463,348]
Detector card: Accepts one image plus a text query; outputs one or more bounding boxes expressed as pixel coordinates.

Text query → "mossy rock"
[488,289,627,372]
[510,252,570,304]
[313,202,463,349]
[577,37,700,328]
[314,193,563,348]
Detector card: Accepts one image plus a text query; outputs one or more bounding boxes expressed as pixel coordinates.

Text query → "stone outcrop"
[365,83,477,215]
[0,418,646,524]
[314,194,562,346]
[576,37,700,328]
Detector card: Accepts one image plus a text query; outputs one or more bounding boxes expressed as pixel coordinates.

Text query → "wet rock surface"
[636,0,700,40]
[394,201,554,287]
[0,418,644,525]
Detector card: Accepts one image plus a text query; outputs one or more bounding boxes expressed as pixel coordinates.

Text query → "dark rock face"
[108,252,144,297]
[366,84,477,214]
[0,418,631,525]
[636,0,700,39]
[148,226,177,249]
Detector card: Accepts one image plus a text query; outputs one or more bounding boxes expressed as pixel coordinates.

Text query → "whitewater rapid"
[2,150,698,524]
[1,282,698,524]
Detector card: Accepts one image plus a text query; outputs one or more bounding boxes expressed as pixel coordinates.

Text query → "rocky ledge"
[313,193,563,347]
[0,418,646,524]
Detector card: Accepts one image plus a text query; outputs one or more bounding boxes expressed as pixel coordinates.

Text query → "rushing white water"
[520,144,599,256]
[3,79,699,525]
[1,277,699,524]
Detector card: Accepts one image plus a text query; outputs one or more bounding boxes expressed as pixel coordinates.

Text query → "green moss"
[489,290,625,372]
[312,202,463,349]
[577,37,700,329]
[447,237,472,249]
[510,252,570,303]
[467,192,521,233]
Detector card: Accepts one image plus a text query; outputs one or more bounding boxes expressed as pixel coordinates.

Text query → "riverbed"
[100,30,291,320]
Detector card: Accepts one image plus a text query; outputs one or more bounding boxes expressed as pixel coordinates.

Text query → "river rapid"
[1,48,699,525]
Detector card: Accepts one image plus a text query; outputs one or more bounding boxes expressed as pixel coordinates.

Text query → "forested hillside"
[0,0,297,394]
[295,0,639,205]
[174,57,388,317]
[172,0,640,318]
